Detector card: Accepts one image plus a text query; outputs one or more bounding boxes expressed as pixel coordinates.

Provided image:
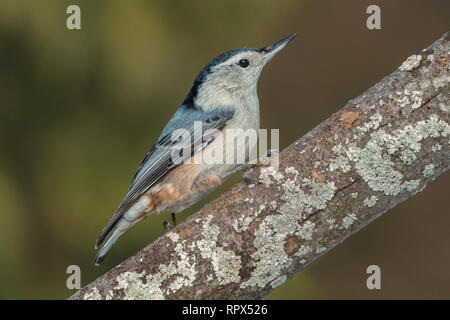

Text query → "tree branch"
[70,32,450,300]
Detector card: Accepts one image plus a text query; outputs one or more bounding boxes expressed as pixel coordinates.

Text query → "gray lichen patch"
[83,286,102,300]
[168,241,198,293]
[196,216,242,285]
[440,103,449,113]
[295,244,312,258]
[403,179,420,192]
[423,164,435,177]
[363,195,378,208]
[258,166,285,187]
[396,88,423,110]
[114,271,164,300]
[432,75,450,89]
[329,144,351,173]
[285,166,299,175]
[358,113,383,134]
[233,201,266,234]
[232,215,255,233]
[431,143,442,152]
[299,179,337,213]
[109,230,198,300]
[340,213,357,230]
[420,79,431,89]
[296,220,315,240]
[270,275,288,288]
[240,168,336,289]
[315,246,327,254]
[167,231,179,243]
[399,54,422,71]
[347,114,449,196]
[326,217,338,230]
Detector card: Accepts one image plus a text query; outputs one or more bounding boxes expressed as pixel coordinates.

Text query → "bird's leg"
[163,213,176,233]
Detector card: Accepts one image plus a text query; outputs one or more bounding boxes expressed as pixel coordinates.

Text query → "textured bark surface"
[70,32,449,300]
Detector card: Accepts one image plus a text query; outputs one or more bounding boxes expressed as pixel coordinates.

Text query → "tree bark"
[70,32,450,300]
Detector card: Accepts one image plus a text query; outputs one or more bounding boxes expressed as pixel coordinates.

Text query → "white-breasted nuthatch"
[94,34,296,265]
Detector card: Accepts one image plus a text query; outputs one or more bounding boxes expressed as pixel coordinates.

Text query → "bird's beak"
[260,33,296,63]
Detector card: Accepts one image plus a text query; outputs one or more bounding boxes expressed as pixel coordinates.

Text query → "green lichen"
[340,213,357,230]
[297,220,315,240]
[347,114,449,195]
[423,164,435,177]
[270,275,288,288]
[439,103,449,113]
[240,168,336,289]
[197,216,242,285]
[363,195,378,207]
[111,231,197,300]
[326,217,337,230]
[432,144,442,152]
[395,89,423,110]
[295,244,312,257]
[399,54,422,71]
[358,113,383,134]
[433,75,449,89]
[83,287,102,300]
[329,144,351,173]
[114,271,164,300]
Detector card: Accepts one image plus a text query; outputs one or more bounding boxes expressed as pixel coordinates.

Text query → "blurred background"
[0,0,448,299]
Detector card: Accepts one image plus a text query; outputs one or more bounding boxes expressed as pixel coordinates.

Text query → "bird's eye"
[237,59,249,68]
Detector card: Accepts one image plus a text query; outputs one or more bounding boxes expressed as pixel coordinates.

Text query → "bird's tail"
[93,220,129,266]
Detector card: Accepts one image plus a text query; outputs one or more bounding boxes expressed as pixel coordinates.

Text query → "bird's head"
[184,34,296,111]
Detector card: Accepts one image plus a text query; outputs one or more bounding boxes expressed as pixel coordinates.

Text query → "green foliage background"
[0,0,448,299]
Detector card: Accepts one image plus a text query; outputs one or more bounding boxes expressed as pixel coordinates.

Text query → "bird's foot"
[163,221,173,233]
[242,164,261,185]
[222,149,279,185]
[242,149,279,185]
[242,173,261,185]
[222,162,261,185]
[163,213,176,233]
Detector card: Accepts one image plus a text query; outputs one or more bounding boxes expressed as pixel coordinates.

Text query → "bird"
[93,34,296,265]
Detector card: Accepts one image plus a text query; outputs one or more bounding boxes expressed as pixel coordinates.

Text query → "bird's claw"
[241,162,264,185]
[242,149,279,185]
[163,220,174,233]
[163,213,177,233]
[243,172,262,185]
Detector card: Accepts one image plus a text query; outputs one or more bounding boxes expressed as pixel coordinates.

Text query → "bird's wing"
[95,105,234,248]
